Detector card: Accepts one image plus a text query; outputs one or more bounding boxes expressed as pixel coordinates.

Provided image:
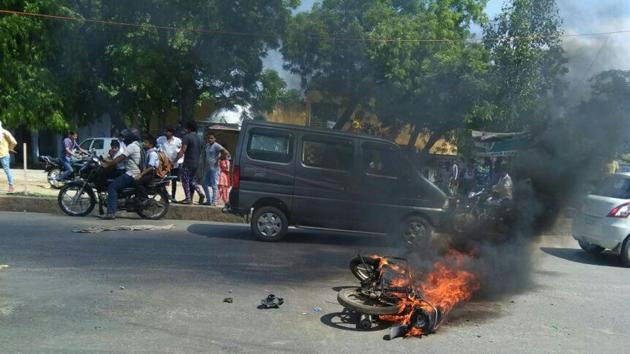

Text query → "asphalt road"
[0,212,628,353]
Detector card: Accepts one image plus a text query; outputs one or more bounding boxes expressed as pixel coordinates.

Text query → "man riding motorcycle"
[99,129,143,220]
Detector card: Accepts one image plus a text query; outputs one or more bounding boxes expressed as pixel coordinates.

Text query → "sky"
[263,0,630,97]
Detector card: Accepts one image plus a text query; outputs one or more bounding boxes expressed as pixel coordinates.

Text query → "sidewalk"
[0,169,243,223]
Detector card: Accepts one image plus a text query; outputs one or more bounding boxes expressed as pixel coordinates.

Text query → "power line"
[1,9,630,43]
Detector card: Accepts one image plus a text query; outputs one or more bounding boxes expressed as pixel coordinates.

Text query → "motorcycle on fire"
[57,155,174,220]
[39,154,90,189]
[337,255,442,335]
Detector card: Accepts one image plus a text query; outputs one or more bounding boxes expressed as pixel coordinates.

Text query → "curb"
[0,195,245,223]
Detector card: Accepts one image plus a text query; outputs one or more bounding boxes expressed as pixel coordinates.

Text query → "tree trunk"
[407,124,421,149]
[30,132,39,162]
[179,76,196,123]
[333,102,357,130]
[420,130,445,161]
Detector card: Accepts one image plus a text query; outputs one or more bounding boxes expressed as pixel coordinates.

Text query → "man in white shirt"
[100,130,143,219]
[157,127,182,201]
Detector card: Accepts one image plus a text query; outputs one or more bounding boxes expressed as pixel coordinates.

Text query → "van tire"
[399,215,433,249]
[620,236,630,267]
[578,240,604,255]
[251,206,288,242]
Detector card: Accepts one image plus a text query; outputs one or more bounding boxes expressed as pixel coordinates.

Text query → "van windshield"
[592,175,630,199]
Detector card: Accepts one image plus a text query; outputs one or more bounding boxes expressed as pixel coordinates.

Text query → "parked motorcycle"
[57,156,174,220]
[39,154,89,189]
[451,186,514,235]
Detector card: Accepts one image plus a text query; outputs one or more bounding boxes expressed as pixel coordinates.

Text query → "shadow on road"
[186,223,391,248]
[540,247,623,267]
[320,308,390,332]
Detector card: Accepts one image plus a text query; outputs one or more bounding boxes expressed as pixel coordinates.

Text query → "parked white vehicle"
[572,173,630,266]
[79,137,119,158]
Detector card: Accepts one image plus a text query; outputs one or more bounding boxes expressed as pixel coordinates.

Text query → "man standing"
[157,127,182,201]
[59,131,87,181]
[177,121,204,204]
[0,121,17,193]
[100,130,143,219]
[199,131,229,206]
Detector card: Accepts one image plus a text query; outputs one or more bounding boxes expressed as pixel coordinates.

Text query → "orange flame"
[376,250,480,337]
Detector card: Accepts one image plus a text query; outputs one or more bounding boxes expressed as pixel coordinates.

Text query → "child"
[217,150,231,205]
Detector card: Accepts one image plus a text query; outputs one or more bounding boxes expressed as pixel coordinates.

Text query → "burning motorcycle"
[337,253,479,338]
[57,156,174,220]
[39,154,89,189]
[337,255,443,336]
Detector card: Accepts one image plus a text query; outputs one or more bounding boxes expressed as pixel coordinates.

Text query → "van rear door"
[292,134,357,229]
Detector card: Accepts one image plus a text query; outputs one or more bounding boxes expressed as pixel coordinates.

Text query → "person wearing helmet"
[100,129,143,219]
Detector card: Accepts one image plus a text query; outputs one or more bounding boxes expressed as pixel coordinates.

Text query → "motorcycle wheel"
[48,169,65,189]
[337,288,403,316]
[136,190,170,220]
[349,256,381,282]
[57,183,96,217]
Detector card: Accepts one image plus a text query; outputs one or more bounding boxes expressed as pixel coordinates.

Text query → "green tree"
[482,0,567,131]
[101,0,299,126]
[367,0,488,154]
[0,0,70,131]
[282,0,379,130]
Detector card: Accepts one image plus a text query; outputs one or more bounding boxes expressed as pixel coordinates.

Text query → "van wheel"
[578,240,604,255]
[399,215,433,249]
[620,236,630,267]
[251,206,288,242]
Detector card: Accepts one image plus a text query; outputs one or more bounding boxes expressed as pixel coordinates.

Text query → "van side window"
[302,137,353,171]
[247,132,292,163]
[363,145,402,178]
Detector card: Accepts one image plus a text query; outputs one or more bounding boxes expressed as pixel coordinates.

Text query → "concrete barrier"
[0,194,244,223]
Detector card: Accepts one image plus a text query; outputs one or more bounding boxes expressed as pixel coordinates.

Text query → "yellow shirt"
[0,131,17,158]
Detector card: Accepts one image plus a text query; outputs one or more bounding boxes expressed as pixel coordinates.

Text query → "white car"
[572,173,630,266]
[79,137,120,157]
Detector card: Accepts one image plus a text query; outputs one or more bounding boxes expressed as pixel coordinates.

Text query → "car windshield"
[592,175,630,199]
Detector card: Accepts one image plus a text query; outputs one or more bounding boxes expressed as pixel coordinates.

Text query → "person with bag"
[0,121,17,193]
[135,134,160,205]
[156,127,182,201]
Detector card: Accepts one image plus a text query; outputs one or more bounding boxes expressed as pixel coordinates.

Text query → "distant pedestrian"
[176,121,204,204]
[0,121,17,193]
[157,127,183,201]
[218,150,231,205]
[59,131,87,181]
[199,131,228,206]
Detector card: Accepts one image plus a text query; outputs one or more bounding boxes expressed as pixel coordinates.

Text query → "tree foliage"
[482,0,567,131]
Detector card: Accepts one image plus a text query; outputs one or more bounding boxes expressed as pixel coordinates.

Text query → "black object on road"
[223,297,233,303]
[258,294,284,309]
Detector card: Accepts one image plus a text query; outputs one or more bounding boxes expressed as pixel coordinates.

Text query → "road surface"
[0,212,628,353]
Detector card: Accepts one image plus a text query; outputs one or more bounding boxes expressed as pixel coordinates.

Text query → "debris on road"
[0,264,9,270]
[312,306,322,313]
[258,294,284,309]
[119,286,125,290]
[223,297,233,303]
[72,224,175,233]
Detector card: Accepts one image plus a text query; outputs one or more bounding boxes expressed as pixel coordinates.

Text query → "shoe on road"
[179,199,192,205]
[99,213,116,220]
[7,186,15,193]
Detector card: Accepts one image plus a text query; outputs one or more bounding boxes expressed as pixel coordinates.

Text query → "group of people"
[153,121,231,206]
[58,121,231,220]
